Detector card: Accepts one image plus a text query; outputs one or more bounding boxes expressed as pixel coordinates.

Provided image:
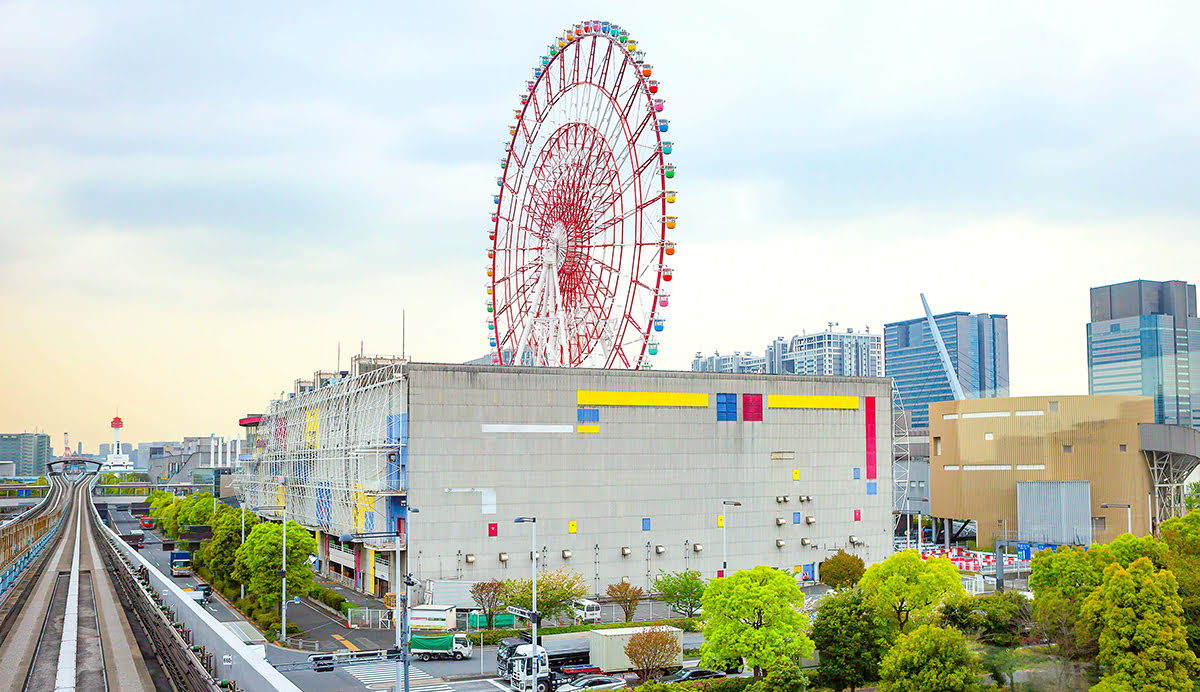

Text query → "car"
[657,669,726,684]
[558,675,627,692]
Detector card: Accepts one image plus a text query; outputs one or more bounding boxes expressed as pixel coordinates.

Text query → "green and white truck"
[410,633,473,661]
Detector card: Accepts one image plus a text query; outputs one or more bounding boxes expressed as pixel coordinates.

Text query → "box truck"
[169,550,191,577]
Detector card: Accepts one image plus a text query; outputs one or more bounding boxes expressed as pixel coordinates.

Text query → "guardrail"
[0,479,68,603]
[92,496,303,692]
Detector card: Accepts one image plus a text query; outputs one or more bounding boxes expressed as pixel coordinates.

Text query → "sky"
[3,2,1200,451]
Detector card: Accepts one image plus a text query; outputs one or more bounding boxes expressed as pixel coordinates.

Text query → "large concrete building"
[236,362,894,597]
[884,311,1009,429]
[929,395,1200,549]
[1088,279,1200,429]
[0,433,51,476]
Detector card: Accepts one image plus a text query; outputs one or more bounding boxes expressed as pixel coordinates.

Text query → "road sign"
[506,606,533,619]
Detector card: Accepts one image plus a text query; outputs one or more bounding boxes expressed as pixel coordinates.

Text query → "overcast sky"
[3,1,1200,450]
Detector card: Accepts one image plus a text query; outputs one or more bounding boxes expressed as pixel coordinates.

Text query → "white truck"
[589,626,683,675]
[410,633,473,661]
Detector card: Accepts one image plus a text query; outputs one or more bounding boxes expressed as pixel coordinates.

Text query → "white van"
[572,598,601,624]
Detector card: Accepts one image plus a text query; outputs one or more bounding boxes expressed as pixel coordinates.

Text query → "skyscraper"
[0,432,52,476]
[1087,279,1200,428]
[884,312,1010,429]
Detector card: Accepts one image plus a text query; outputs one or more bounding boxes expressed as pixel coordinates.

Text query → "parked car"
[559,675,628,692]
[658,669,726,684]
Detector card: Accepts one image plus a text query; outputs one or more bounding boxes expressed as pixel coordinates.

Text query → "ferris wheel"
[487,19,677,369]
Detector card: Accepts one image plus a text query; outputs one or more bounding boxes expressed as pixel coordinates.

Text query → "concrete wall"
[930,395,1155,548]
[401,364,892,592]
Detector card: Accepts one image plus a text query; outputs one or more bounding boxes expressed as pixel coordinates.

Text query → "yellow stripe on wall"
[577,425,600,433]
[577,390,710,407]
[768,395,859,410]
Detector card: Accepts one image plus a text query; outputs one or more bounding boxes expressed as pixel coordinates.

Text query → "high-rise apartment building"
[1087,280,1200,428]
[691,351,767,374]
[884,312,1009,429]
[0,432,52,476]
[693,327,881,377]
[765,328,883,377]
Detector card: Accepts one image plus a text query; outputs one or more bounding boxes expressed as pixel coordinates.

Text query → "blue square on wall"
[577,408,599,422]
[716,393,737,422]
[866,482,877,496]
[853,467,861,480]
[792,512,802,524]
[642,518,651,531]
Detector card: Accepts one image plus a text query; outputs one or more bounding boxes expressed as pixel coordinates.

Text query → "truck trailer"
[589,626,683,675]
[410,604,456,630]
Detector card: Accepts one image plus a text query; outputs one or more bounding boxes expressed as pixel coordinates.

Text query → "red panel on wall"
[488,522,498,537]
[854,509,861,522]
[865,396,877,479]
[742,394,763,422]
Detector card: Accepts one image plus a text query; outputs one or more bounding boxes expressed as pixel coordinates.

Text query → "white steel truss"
[891,379,913,537]
[233,363,406,549]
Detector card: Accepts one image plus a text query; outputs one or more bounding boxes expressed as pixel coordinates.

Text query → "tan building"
[929,395,1200,548]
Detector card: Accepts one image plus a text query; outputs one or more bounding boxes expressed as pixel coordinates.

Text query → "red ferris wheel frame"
[488,20,676,369]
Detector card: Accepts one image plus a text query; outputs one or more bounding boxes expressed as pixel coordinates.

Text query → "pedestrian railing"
[281,636,320,651]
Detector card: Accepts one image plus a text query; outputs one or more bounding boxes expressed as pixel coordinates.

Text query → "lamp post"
[250,501,288,640]
[1101,502,1133,535]
[514,517,538,692]
[721,501,740,578]
[342,509,417,692]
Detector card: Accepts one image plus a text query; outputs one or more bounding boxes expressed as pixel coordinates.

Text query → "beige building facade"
[930,395,1155,548]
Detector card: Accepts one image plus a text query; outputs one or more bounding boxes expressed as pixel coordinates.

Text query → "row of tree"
[147,491,318,618]
[467,567,708,628]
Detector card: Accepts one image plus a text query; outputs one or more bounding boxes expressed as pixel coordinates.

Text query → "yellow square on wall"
[568,521,577,534]
[717,514,724,528]
[793,469,800,481]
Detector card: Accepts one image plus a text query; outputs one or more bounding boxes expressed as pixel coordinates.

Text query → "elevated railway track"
[0,472,237,691]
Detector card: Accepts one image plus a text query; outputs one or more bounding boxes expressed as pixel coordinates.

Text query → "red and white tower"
[104,416,132,472]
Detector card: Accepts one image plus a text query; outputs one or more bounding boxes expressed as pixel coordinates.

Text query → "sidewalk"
[312,573,388,609]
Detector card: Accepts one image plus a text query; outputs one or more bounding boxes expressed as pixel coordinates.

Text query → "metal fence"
[281,636,320,651]
[347,608,393,629]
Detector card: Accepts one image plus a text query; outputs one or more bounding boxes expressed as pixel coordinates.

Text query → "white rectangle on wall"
[961,411,1011,419]
[480,424,574,434]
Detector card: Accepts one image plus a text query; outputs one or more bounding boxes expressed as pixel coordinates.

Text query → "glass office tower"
[1088,280,1200,428]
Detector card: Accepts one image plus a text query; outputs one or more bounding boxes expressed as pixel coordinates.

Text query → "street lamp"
[250,500,287,640]
[1101,503,1133,535]
[514,517,538,691]
[721,501,741,578]
[343,506,419,692]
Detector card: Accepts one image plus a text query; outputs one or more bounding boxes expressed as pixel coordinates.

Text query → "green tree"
[940,591,1030,648]
[819,550,865,590]
[654,569,706,618]
[748,663,809,692]
[699,564,814,679]
[878,624,981,692]
[1160,509,1200,653]
[809,588,886,691]
[1081,557,1199,691]
[233,520,318,611]
[858,551,964,636]
[159,502,181,538]
[503,567,587,623]
[203,506,256,584]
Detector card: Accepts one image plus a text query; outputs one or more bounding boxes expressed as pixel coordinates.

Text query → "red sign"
[854,509,861,522]
[488,523,498,537]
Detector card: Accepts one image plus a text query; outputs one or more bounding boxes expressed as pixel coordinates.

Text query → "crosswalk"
[344,661,454,691]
